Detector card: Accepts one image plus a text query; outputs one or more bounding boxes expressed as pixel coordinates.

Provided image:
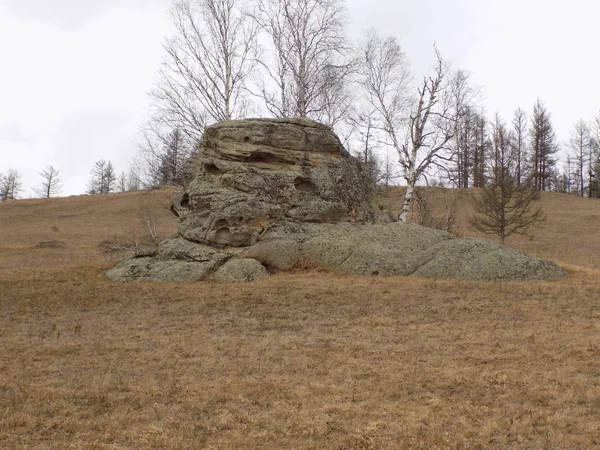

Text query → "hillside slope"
[1,187,596,273]
[0,189,178,276]
[2,188,600,448]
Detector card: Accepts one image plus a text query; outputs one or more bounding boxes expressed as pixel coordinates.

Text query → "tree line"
[0,162,142,200]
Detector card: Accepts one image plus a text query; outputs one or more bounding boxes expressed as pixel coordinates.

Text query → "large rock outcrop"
[170,118,384,248]
[106,118,565,283]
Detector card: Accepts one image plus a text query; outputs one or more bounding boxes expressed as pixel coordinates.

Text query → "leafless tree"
[360,30,412,133]
[379,150,398,188]
[589,112,600,197]
[150,0,259,142]
[252,0,352,122]
[511,107,528,186]
[412,187,463,234]
[88,160,116,195]
[361,38,455,222]
[251,0,292,117]
[554,161,574,194]
[33,165,62,198]
[127,168,142,192]
[0,169,22,201]
[365,39,454,222]
[136,126,196,188]
[312,62,355,127]
[471,112,488,188]
[117,172,127,193]
[529,98,558,191]
[345,109,383,182]
[470,114,544,245]
[447,70,483,188]
[567,119,591,197]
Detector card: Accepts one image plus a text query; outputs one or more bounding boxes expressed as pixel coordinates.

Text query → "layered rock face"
[106,118,565,283]
[169,118,382,249]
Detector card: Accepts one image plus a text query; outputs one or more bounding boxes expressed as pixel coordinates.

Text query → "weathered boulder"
[170,118,385,249]
[211,258,268,283]
[106,118,565,283]
[243,222,564,280]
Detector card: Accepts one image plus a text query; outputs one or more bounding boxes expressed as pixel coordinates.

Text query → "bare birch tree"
[252,0,352,123]
[33,165,62,198]
[151,0,259,142]
[361,37,454,222]
[396,52,455,222]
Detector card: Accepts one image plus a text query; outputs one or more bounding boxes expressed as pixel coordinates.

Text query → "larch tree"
[510,107,528,186]
[447,70,482,188]
[529,99,558,191]
[33,165,62,198]
[88,160,116,195]
[567,119,591,197]
[471,111,489,188]
[470,114,544,245]
[589,112,600,197]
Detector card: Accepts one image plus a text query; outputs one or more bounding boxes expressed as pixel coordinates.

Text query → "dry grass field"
[1,188,600,449]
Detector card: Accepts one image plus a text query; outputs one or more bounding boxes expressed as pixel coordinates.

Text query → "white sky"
[1,0,599,196]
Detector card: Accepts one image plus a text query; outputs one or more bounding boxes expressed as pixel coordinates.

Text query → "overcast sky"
[1,0,598,196]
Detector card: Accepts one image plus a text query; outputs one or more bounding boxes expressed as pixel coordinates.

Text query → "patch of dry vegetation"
[1,189,600,448]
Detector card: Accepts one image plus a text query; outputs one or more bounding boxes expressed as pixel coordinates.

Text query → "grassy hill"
[1,189,600,448]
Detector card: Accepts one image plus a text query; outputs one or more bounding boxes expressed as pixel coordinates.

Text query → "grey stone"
[107,118,565,283]
[210,258,268,283]
[171,118,384,250]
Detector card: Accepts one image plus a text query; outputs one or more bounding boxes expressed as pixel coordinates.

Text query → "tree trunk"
[398,181,415,223]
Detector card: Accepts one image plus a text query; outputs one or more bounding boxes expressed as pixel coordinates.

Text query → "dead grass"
[1,189,600,448]
[383,187,600,270]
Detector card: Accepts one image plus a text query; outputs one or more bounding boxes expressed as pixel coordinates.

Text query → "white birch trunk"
[398,167,417,222]
[398,183,414,222]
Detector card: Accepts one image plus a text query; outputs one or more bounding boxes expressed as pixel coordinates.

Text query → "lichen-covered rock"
[409,238,565,281]
[107,118,565,283]
[105,257,213,283]
[243,222,565,280]
[170,118,383,249]
[105,237,232,283]
[210,258,268,283]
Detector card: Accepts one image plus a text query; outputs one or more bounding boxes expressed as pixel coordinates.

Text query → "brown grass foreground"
[1,189,600,449]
